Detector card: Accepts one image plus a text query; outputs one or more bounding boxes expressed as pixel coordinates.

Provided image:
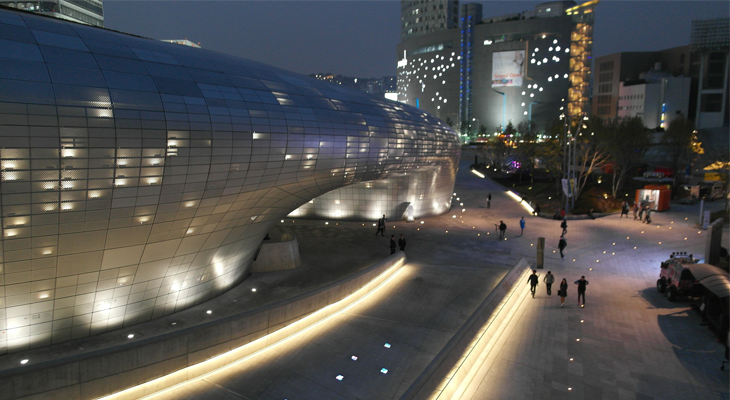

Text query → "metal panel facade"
[0,8,459,352]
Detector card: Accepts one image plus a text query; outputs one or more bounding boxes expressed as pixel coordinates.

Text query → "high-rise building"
[401,0,459,40]
[0,0,103,26]
[397,1,599,140]
[691,18,729,129]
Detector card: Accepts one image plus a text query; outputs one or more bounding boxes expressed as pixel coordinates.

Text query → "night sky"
[104,1,730,78]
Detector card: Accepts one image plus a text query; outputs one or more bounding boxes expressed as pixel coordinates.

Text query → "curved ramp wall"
[0,8,460,353]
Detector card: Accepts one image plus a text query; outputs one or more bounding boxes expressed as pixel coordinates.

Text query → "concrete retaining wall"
[0,253,407,400]
[251,232,301,272]
[400,257,532,400]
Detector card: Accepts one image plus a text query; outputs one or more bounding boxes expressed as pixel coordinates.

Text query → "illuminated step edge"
[98,253,407,400]
[401,258,533,400]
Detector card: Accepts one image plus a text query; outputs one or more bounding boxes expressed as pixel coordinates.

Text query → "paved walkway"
[152,160,729,400]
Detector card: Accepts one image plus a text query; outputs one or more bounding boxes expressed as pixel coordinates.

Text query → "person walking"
[527,270,539,298]
[519,217,525,235]
[558,235,567,259]
[621,201,629,218]
[533,204,541,216]
[382,214,387,235]
[558,278,568,307]
[644,207,652,224]
[543,271,555,298]
[398,234,406,252]
[638,206,644,222]
[633,202,639,220]
[389,235,396,255]
[560,218,568,235]
[487,193,492,209]
[376,217,385,236]
[574,275,589,307]
[560,208,565,219]
[498,220,507,240]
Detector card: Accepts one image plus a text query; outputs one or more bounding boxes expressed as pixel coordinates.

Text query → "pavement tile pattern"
[152,157,729,400]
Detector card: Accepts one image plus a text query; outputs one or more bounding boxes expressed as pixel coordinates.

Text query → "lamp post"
[492,88,506,132]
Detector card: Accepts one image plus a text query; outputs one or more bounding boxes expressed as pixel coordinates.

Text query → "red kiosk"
[636,184,672,211]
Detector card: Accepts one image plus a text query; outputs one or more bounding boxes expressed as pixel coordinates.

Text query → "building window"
[597,105,611,115]
[599,61,614,72]
[701,93,723,112]
[598,72,613,83]
[597,95,611,104]
[703,52,727,89]
[598,83,612,93]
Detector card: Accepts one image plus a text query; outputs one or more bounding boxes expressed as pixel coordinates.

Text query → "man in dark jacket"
[398,234,406,252]
[558,236,567,259]
[528,270,539,298]
[498,220,507,240]
[574,276,589,306]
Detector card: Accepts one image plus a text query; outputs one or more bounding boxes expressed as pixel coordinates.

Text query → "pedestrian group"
[527,270,589,308]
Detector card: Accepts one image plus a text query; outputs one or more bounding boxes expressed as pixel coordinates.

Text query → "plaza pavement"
[150,159,729,400]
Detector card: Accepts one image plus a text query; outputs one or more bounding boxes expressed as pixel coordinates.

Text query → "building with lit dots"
[397,0,598,140]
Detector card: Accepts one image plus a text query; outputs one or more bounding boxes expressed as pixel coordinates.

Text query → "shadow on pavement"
[656,310,729,390]
[638,287,693,309]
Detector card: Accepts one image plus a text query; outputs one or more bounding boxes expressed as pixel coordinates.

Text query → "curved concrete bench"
[0,253,406,400]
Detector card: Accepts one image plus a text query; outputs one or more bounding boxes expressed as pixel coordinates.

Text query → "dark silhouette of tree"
[600,116,651,197]
[662,115,696,189]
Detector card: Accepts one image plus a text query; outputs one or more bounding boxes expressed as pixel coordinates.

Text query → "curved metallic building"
[0,8,459,353]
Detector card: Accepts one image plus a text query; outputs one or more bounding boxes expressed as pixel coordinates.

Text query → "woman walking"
[558,278,568,307]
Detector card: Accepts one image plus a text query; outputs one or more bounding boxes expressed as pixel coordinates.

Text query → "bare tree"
[601,116,652,197]
[571,117,611,201]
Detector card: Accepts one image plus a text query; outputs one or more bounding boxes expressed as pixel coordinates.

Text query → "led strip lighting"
[505,190,535,214]
[433,267,532,400]
[99,258,407,400]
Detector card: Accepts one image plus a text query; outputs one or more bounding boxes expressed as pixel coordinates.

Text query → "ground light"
[471,169,485,178]
[97,259,407,400]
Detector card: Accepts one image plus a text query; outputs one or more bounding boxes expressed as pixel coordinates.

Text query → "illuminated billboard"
[492,50,525,87]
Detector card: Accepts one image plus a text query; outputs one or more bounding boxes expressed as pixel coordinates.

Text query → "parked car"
[657,252,699,301]
[699,181,725,201]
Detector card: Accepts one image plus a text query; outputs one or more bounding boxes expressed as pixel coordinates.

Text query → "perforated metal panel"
[0,7,460,354]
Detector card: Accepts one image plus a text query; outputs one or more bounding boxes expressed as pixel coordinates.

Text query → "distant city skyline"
[104,1,729,78]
